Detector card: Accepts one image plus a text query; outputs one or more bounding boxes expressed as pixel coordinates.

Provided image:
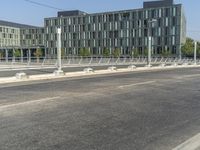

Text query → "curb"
[172,133,200,150]
[0,65,200,84]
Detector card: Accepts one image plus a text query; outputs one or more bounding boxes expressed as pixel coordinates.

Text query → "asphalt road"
[0,67,200,150]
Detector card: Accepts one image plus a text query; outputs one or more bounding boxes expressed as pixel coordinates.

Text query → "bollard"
[83,67,94,73]
[128,65,137,70]
[15,72,29,79]
[108,66,117,71]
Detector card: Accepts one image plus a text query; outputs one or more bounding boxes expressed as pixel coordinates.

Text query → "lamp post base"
[54,70,64,76]
[145,64,152,67]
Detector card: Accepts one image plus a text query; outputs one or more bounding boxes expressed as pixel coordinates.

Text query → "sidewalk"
[0,64,200,85]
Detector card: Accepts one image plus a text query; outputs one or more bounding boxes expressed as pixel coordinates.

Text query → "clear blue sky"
[0,0,199,40]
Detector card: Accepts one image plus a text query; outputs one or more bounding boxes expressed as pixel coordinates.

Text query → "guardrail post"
[28,48,31,65]
[107,57,111,64]
[98,57,102,64]
[78,56,83,65]
[5,49,8,63]
[21,49,23,63]
[42,57,46,67]
[89,57,93,65]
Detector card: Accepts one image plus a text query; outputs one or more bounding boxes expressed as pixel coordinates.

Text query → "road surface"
[0,67,200,150]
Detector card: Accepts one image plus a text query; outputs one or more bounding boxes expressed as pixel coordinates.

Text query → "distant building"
[0,0,186,58]
[0,20,44,58]
[44,0,186,57]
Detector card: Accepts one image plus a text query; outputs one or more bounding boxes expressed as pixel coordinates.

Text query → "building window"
[165,17,169,26]
[132,12,136,19]
[158,18,162,27]
[88,24,91,31]
[83,17,86,24]
[109,14,113,22]
[104,23,107,30]
[165,8,170,17]
[45,20,49,26]
[172,17,176,26]
[98,15,102,22]
[159,9,162,18]
[172,46,176,54]
[144,29,148,37]
[144,20,147,27]
[138,11,142,19]
[122,13,130,20]
[114,14,119,21]
[173,7,176,16]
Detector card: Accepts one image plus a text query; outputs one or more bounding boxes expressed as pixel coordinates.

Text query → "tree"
[144,48,148,57]
[34,48,43,63]
[13,49,21,57]
[0,51,3,59]
[112,48,121,58]
[103,48,110,57]
[61,48,65,58]
[12,49,21,61]
[130,48,139,58]
[161,49,171,57]
[195,41,200,58]
[79,48,91,57]
[181,37,194,57]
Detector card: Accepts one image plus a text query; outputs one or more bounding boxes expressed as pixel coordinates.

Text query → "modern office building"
[0,0,186,58]
[0,20,45,58]
[44,0,186,57]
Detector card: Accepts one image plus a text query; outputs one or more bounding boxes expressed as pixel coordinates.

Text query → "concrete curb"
[172,133,200,150]
[0,65,200,84]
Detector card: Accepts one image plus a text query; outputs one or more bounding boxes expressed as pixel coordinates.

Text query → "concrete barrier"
[53,70,65,76]
[83,67,94,73]
[159,63,166,67]
[128,65,137,70]
[108,66,117,71]
[15,72,29,79]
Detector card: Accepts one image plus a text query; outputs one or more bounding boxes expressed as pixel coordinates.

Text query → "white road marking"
[0,96,60,110]
[118,81,156,89]
[182,74,200,78]
[175,74,200,80]
[172,133,200,150]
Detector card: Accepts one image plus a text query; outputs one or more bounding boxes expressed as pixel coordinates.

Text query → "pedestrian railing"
[0,56,199,69]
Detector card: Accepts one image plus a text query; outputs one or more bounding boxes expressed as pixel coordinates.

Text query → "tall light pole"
[194,41,197,65]
[179,44,182,61]
[147,19,157,67]
[57,28,62,71]
[54,27,64,76]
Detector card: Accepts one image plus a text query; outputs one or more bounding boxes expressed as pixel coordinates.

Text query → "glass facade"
[44,3,186,56]
[0,26,20,47]
[0,0,186,57]
[20,27,45,47]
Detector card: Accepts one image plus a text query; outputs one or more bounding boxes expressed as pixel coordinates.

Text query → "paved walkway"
[0,64,200,84]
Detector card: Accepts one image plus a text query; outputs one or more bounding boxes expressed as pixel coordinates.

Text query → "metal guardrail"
[0,56,199,69]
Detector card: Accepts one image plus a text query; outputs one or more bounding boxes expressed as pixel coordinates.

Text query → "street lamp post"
[54,27,64,76]
[194,41,197,65]
[147,19,157,67]
[57,28,62,71]
[147,35,152,67]
[179,44,182,61]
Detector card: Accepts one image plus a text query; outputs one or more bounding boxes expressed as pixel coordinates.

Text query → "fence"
[0,56,199,69]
